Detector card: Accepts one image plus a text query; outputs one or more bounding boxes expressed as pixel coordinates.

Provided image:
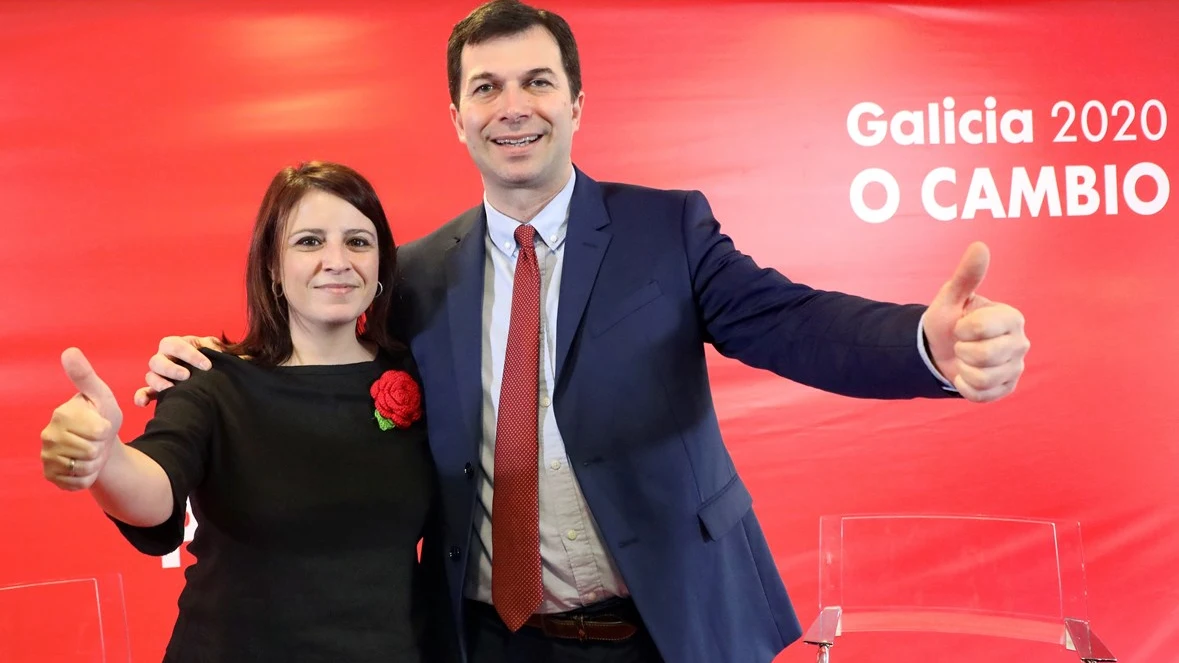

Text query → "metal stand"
[803,608,1117,662]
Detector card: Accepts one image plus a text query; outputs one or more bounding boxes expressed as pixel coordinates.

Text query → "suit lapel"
[445,208,487,451]
[556,169,612,384]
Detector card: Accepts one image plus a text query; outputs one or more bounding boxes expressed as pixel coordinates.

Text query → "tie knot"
[514,223,536,251]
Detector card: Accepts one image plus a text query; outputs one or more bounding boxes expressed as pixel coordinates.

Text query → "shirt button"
[549,234,557,243]
[586,591,597,603]
[550,460,561,470]
[503,241,512,250]
[540,396,551,407]
[566,530,578,541]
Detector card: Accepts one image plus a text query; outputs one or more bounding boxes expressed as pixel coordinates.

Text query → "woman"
[38,162,445,662]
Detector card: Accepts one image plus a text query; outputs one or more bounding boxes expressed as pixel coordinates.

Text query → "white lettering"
[891,110,924,146]
[914,163,1167,221]
[962,168,1006,219]
[850,168,900,223]
[1066,166,1100,216]
[1123,162,1169,215]
[922,167,957,221]
[848,102,886,147]
[1008,166,1062,217]
[849,97,1034,146]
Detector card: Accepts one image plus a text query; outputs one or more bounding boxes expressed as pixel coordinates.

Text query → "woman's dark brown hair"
[222,161,401,366]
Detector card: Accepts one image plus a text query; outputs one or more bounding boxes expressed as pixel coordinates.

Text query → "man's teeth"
[494,136,539,146]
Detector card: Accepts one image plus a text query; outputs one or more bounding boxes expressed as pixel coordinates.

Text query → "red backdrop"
[1,1,1175,661]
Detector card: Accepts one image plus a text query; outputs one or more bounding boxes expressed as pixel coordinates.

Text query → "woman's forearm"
[90,441,176,527]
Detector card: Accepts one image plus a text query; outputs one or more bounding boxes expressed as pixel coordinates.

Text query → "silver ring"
[68,458,76,476]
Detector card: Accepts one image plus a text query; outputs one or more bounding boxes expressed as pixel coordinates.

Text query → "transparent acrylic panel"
[0,574,131,662]
[804,515,1114,662]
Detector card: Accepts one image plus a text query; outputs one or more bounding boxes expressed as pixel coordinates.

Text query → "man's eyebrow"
[468,67,556,83]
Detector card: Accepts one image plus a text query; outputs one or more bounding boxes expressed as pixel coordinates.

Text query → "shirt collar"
[484,168,576,257]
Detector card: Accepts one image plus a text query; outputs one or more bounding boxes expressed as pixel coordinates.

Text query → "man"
[121,1,1029,661]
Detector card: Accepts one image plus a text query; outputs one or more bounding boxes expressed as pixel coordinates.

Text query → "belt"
[468,598,642,642]
[523,609,639,642]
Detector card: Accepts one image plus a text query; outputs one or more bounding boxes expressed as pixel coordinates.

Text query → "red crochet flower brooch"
[370,369,423,431]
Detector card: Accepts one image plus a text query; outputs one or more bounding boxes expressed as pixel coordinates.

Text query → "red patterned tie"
[492,223,543,631]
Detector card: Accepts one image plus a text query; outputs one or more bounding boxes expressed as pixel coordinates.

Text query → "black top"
[114,348,437,663]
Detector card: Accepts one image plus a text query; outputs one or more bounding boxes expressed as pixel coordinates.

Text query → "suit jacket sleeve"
[681,190,953,399]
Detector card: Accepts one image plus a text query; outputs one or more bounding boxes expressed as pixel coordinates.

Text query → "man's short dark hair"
[447,0,582,107]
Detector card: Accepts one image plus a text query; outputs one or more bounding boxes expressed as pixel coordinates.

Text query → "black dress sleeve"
[109,367,214,556]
